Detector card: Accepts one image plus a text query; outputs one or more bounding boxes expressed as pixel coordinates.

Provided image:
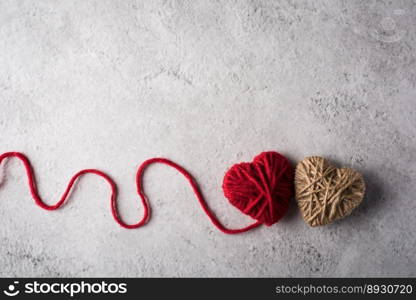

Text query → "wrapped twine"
[295,156,365,226]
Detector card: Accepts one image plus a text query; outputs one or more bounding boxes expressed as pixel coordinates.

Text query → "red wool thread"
[223,151,294,226]
[0,151,293,234]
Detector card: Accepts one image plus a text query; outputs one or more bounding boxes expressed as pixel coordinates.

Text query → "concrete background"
[0,0,415,277]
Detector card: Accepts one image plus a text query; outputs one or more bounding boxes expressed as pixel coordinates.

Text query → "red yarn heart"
[222,151,294,226]
[1,151,292,234]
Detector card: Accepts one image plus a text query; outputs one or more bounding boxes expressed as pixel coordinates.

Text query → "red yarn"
[0,152,264,234]
[223,152,294,226]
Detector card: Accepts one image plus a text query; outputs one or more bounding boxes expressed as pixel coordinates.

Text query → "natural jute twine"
[295,156,365,226]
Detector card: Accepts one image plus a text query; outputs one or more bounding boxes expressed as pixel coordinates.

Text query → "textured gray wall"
[0,0,415,277]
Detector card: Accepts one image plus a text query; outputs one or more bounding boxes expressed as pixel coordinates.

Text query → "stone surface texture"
[0,0,415,277]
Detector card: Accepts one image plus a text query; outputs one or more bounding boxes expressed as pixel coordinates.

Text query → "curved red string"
[0,152,261,234]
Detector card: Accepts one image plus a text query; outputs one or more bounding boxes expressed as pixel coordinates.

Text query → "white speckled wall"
[0,0,415,277]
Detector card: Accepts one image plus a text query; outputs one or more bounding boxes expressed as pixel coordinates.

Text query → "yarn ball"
[295,156,365,227]
[222,151,294,226]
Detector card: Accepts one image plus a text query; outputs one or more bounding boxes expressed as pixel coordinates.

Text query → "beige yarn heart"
[295,156,365,226]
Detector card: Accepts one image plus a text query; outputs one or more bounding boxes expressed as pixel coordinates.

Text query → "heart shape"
[222,151,294,226]
[295,156,365,226]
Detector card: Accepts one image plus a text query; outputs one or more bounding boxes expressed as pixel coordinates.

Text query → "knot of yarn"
[295,156,365,226]
[222,151,294,226]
